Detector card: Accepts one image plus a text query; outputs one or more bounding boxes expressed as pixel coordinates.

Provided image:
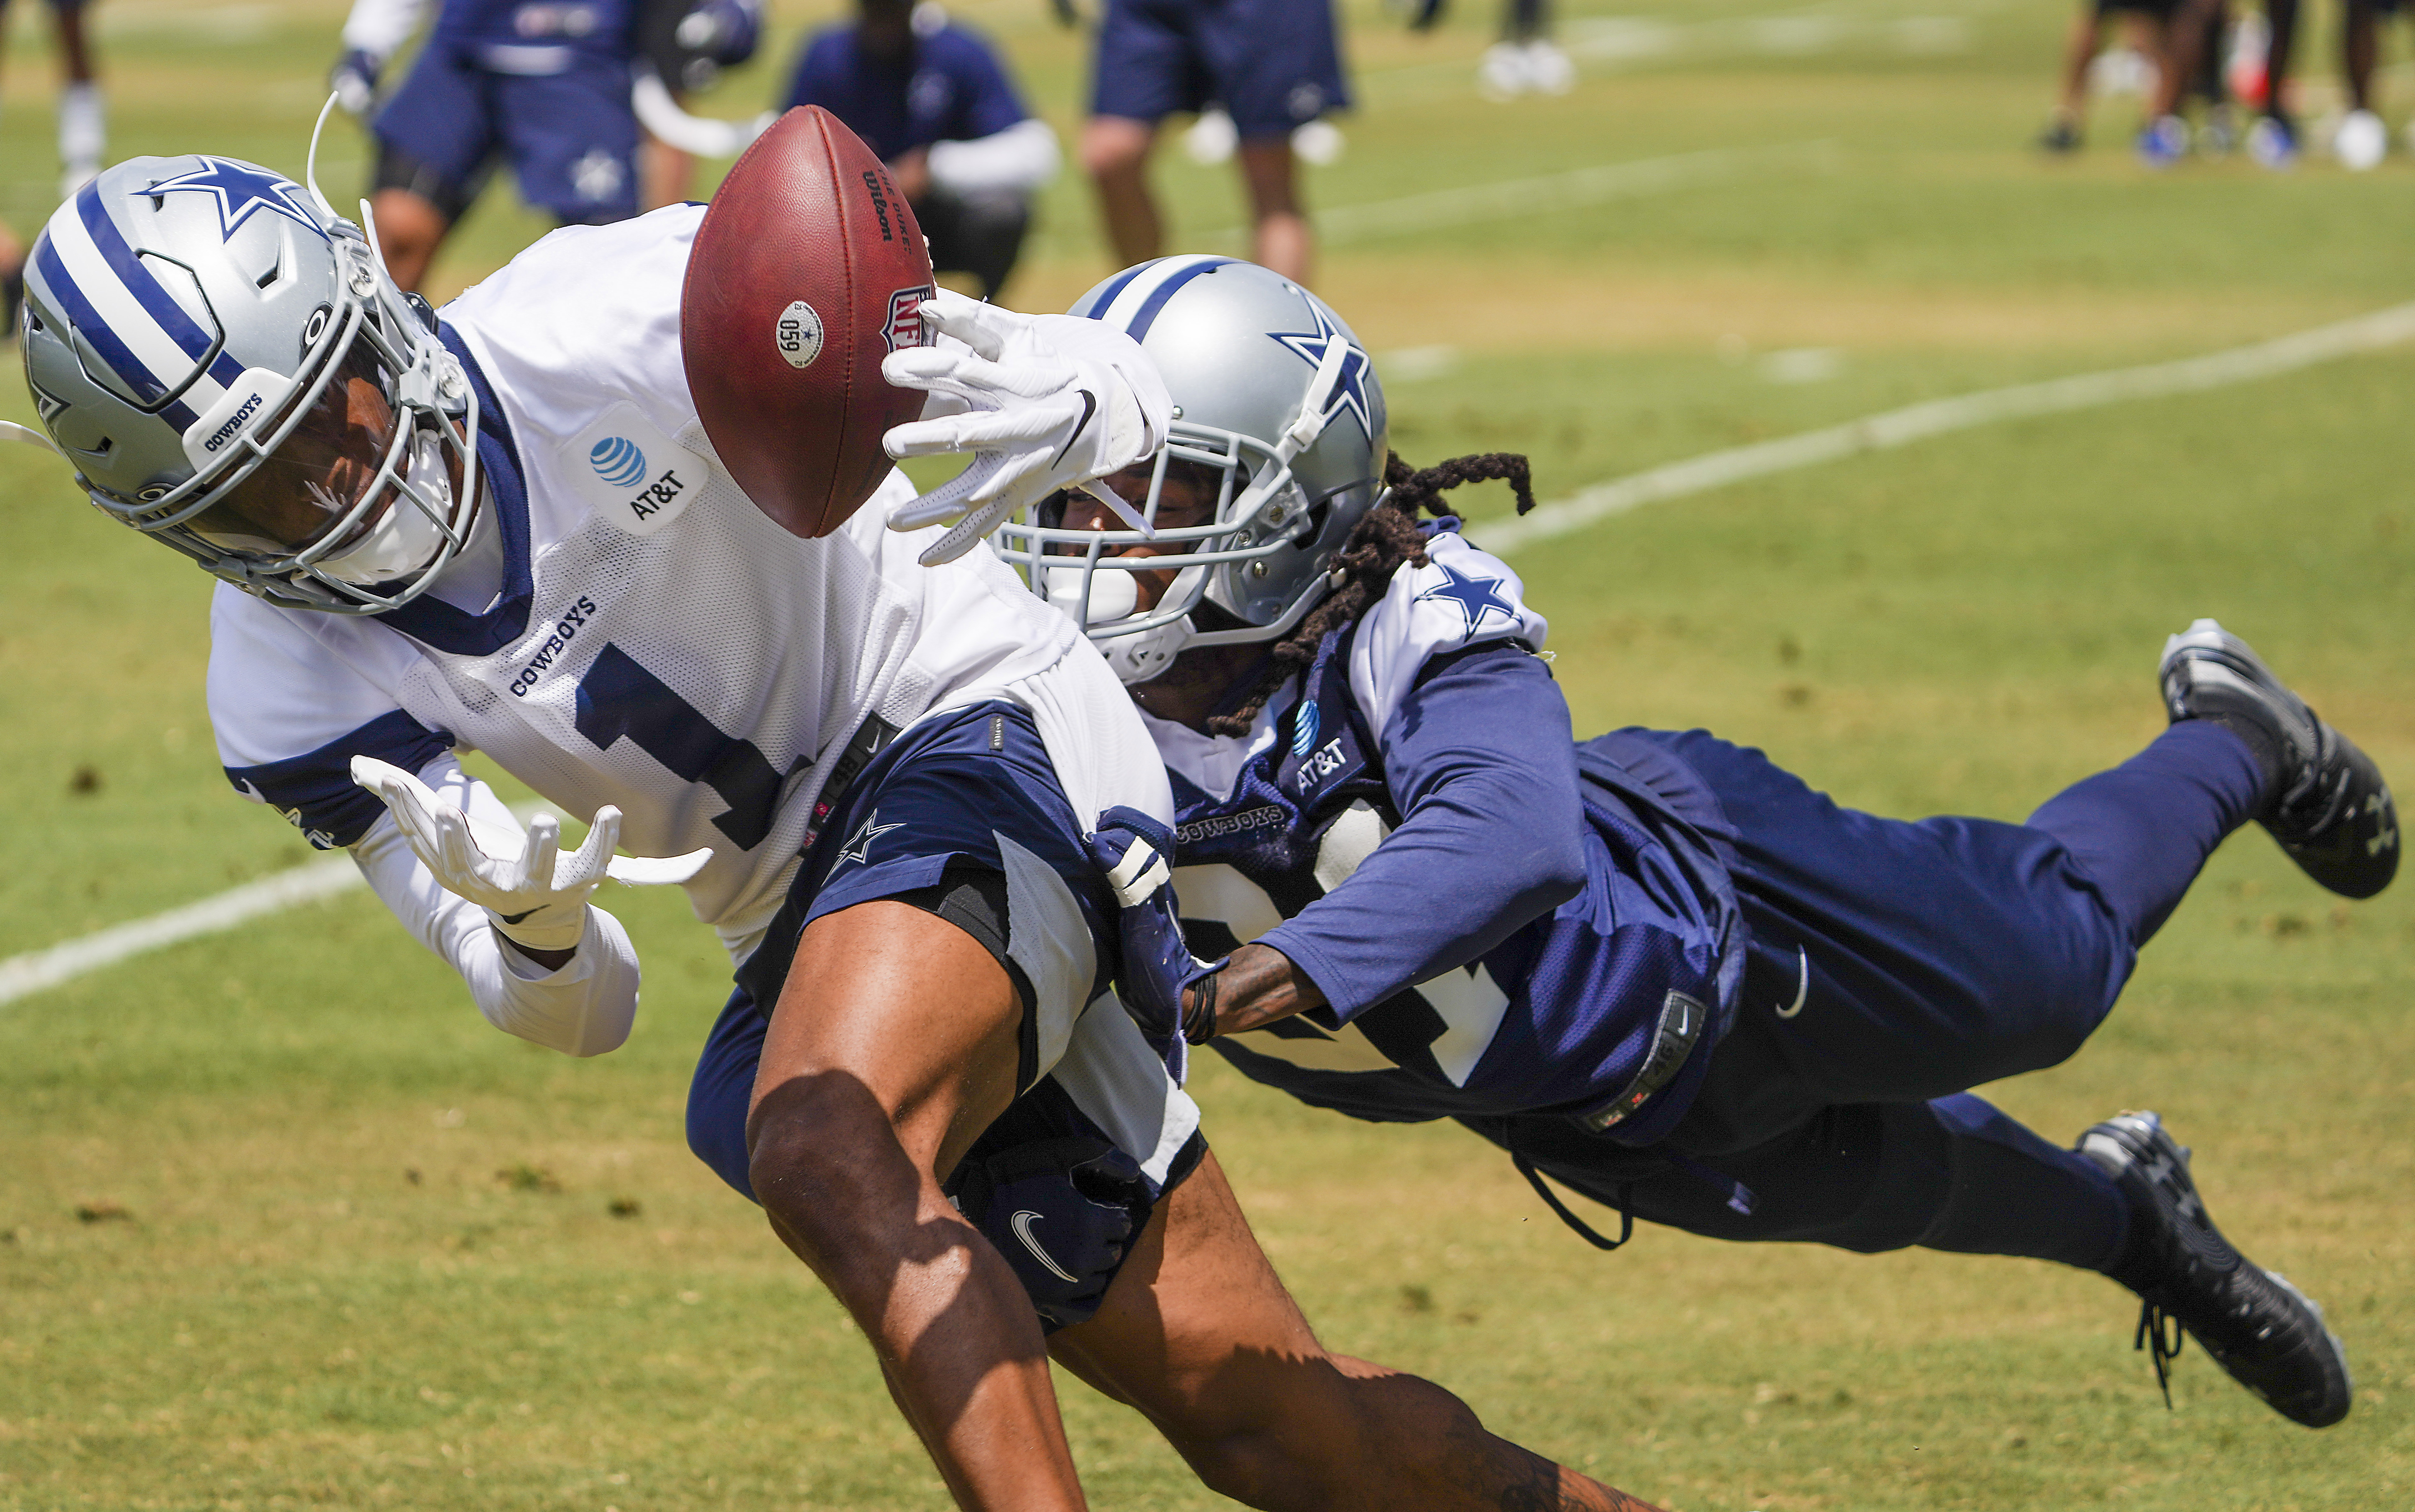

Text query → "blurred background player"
[2039,0,2180,153]
[2333,0,2402,168]
[0,0,107,196]
[1080,0,1350,286]
[1410,0,1574,102]
[329,0,686,291]
[634,0,764,209]
[783,0,1057,301]
[2,216,21,340]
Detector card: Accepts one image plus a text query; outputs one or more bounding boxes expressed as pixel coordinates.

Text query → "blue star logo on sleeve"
[1415,559,1519,635]
[143,158,328,243]
[834,809,904,868]
[1266,305,1377,441]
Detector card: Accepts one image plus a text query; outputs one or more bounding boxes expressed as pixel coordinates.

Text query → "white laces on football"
[350,756,710,952]
[880,291,1173,566]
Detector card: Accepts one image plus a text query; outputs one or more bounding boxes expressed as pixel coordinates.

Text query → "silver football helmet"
[988,256,1389,684]
[16,124,478,614]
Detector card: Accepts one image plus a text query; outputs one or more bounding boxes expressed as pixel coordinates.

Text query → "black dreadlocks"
[1203,451,1537,737]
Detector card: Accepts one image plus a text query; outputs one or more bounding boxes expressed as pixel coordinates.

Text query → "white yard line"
[1470,299,2415,557]
[0,857,363,1007]
[10,301,2415,1009]
[0,802,561,1010]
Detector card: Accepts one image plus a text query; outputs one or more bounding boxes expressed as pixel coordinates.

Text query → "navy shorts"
[372,42,640,225]
[687,701,1205,1330]
[1091,0,1351,140]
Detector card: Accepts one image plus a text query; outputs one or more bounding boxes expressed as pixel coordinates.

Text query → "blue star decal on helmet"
[1415,559,1518,635]
[1266,305,1376,441]
[143,158,327,243]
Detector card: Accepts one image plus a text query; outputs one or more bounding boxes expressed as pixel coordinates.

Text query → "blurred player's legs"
[2041,1,2169,152]
[0,0,107,194]
[1236,139,1310,289]
[2249,0,2302,164]
[1,216,22,342]
[2337,0,2399,168]
[1083,0,1349,285]
[368,40,641,291]
[1083,115,1165,267]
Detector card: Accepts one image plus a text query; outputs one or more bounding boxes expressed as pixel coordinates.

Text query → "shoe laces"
[2136,1299,2186,1410]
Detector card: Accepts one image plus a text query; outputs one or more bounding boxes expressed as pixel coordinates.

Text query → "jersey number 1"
[574,642,790,850]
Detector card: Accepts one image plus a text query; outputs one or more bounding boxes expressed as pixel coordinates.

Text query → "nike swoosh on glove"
[1086,806,1225,1084]
[351,756,712,952]
[881,290,1173,566]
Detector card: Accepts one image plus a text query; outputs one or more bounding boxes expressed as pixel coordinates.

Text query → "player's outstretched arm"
[747,901,1089,1510]
[1051,1150,1666,1512]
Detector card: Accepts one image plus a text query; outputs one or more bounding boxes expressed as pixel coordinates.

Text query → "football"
[681,106,935,539]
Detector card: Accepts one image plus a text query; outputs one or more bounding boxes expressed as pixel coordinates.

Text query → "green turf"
[5,1,2415,1507]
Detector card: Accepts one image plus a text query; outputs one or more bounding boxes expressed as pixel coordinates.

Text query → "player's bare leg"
[368,188,449,293]
[1051,1152,1664,1512]
[57,3,96,82]
[53,3,104,195]
[1083,114,1163,267]
[2045,7,2104,142]
[747,901,1085,1511]
[1238,138,1311,286]
[642,135,698,211]
[2343,0,2384,110]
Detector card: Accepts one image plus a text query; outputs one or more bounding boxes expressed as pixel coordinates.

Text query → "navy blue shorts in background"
[1091,0,1350,139]
[373,43,640,224]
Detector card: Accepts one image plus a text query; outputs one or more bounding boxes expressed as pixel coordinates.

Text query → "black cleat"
[2160,618,2398,899]
[2037,118,2082,154]
[2079,1111,2352,1428]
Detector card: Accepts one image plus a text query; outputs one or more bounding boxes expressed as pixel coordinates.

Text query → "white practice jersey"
[209,204,1167,997]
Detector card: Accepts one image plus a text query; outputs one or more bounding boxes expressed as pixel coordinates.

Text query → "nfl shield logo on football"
[883,284,937,353]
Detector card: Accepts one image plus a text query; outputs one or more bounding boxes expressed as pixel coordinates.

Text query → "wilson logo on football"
[883,285,935,353]
[590,436,647,488]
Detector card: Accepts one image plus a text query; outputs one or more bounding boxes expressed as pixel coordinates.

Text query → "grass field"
[4,1,2414,1507]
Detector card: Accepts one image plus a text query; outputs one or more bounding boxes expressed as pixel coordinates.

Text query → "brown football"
[681,106,935,538]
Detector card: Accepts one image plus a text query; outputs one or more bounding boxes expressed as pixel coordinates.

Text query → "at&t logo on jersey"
[1294,736,1348,795]
[590,436,647,488]
[563,404,712,539]
[1291,700,1322,758]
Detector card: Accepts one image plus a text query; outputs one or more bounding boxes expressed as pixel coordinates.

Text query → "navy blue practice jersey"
[1152,529,1745,1144]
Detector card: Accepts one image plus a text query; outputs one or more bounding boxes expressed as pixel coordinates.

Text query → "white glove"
[881,290,1173,566]
[350,756,711,952]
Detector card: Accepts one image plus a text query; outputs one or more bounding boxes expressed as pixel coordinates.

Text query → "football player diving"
[8,146,1675,1511]
[946,255,2402,1431]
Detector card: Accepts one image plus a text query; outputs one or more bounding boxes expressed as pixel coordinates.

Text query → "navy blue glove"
[330,49,382,115]
[1087,806,1224,1084]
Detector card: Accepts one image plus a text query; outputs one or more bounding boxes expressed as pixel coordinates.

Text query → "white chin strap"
[1102,617,1195,686]
[1039,562,1204,685]
[315,430,457,586]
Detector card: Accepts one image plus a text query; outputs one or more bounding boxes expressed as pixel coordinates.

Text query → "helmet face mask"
[989,257,1388,686]
[20,154,480,614]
